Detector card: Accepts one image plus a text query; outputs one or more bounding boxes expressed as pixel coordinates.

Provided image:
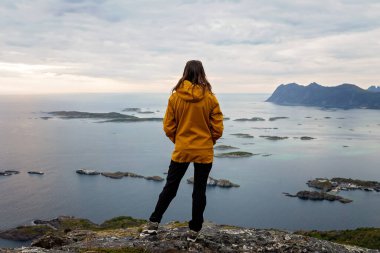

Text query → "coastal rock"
[300,136,315,140]
[292,190,353,204]
[259,135,289,140]
[99,117,163,123]
[144,176,164,182]
[0,225,54,241]
[101,172,125,179]
[76,169,100,175]
[215,151,256,158]
[47,111,163,123]
[230,133,254,138]
[28,171,44,175]
[187,176,240,188]
[0,170,20,176]
[269,116,289,121]
[31,234,69,249]
[124,172,144,178]
[307,177,380,192]
[122,108,141,112]
[234,117,265,121]
[4,170,20,174]
[307,178,334,191]
[4,218,377,253]
[214,145,239,150]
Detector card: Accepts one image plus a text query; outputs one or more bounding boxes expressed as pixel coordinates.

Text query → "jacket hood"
[176,80,205,102]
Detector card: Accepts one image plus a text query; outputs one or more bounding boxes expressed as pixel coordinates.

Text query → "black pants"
[149,160,212,232]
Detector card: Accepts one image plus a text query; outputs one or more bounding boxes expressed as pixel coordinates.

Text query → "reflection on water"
[0,93,380,239]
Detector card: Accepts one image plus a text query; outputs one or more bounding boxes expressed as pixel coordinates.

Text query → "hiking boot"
[186,229,200,242]
[142,221,159,235]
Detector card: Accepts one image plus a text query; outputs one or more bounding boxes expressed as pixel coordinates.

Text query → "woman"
[142,60,224,242]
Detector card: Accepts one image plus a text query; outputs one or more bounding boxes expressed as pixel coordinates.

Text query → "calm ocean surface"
[1,93,380,247]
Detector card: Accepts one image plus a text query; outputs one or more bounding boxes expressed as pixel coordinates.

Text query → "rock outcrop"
[284,191,353,204]
[1,217,377,253]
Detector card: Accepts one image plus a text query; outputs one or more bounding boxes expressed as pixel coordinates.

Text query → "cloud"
[0,0,379,94]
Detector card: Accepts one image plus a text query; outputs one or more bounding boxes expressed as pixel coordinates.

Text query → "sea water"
[0,93,379,246]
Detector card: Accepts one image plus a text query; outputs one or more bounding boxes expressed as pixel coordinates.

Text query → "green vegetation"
[100,216,146,229]
[169,220,189,228]
[16,225,54,241]
[59,217,99,230]
[80,247,149,253]
[296,227,380,250]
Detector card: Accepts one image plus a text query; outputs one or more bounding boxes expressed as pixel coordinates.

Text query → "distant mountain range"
[266,82,380,109]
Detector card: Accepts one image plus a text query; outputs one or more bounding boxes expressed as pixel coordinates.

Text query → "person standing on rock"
[142,60,224,242]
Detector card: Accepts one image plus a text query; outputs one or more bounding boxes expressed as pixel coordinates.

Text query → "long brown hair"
[172,60,213,94]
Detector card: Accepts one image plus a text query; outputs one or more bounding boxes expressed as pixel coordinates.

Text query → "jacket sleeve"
[210,96,224,144]
[163,98,176,143]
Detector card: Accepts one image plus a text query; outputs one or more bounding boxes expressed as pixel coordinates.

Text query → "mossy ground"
[296,227,380,250]
[60,218,99,230]
[13,225,54,240]
[100,216,146,229]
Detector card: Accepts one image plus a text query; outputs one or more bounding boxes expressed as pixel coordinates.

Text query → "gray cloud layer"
[0,0,379,93]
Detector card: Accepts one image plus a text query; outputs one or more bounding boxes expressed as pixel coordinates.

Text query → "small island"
[77,169,164,182]
[0,170,20,176]
[230,133,254,138]
[284,177,380,204]
[307,177,380,192]
[234,117,265,121]
[283,191,352,204]
[214,145,239,150]
[46,111,163,123]
[215,151,256,158]
[268,117,288,121]
[259,135,288,140]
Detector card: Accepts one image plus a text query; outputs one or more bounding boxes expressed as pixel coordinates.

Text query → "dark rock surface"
[28,171,44,175]
[300,136,316,140]
[101,172,125,179]
[230,133,254,138]
[268,116,289,121]
[234,117,265,121]
[259,135,288,140]
[284,191,352,204]
[215,151,256,158]
[145,176,164,182]
[75,169,100,175]
[214,145,239,150]
[100,171,163,182]
[266,82,380,109]
[0,170,19,176]
[3,219,377,252]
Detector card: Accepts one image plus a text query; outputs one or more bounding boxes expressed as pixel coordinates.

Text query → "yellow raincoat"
[163,80,224,163]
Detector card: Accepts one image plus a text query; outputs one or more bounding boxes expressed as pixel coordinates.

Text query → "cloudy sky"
[0,0,379,94]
